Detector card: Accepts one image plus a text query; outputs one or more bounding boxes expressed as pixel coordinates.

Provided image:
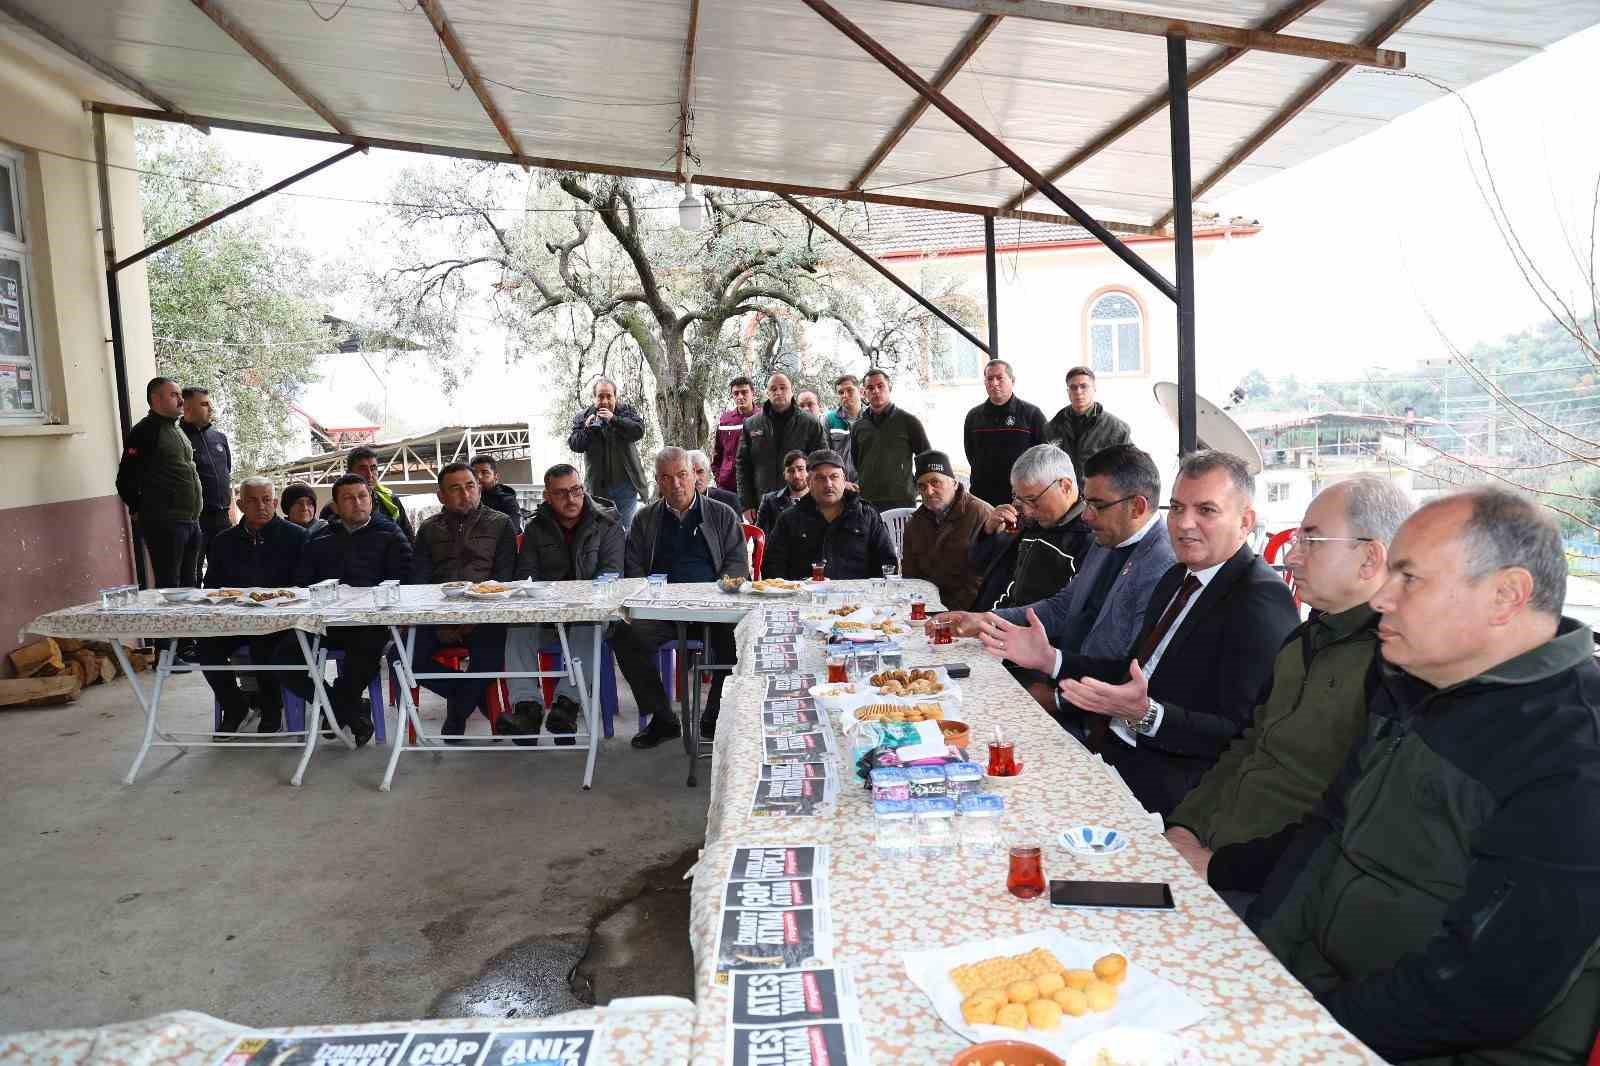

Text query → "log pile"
[3,637,149,707]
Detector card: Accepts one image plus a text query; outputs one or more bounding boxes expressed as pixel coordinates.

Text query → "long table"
[684,592,1381,1065]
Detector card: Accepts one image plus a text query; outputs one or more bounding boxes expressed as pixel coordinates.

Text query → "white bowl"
[159,588,202,604]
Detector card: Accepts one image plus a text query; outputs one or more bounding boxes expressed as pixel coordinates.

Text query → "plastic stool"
[536,639,619,738]
[656,640,704,702]
[396,646,510,743]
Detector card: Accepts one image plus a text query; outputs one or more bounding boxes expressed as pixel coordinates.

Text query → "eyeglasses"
[1082,493,1138,513]
[547,486,587,501]
[1287,532,1373,553]
[1012,480,1062,509]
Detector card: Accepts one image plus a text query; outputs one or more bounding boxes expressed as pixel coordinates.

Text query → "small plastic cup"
[647,573,669,597]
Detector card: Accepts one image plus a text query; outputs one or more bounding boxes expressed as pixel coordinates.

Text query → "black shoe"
[350,717,374,748]
[699,709,719,741]
[495,701,544,747]
[630,713,681,749]
[441,712,468,746]
[256,712,283,734]
[547,695,580,747]
[217,703,248,739]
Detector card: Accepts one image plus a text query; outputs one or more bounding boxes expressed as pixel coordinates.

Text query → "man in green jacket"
[1164,476,1414,914]
[1045,366,1130,488]
[1250,488,1600,1066]
[116,376,203,589]
[849,368,930,512]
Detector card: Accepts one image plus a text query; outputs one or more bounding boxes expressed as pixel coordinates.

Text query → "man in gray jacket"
[617,447,750,747]
[498,463,626,746]
[969,445,1175,720]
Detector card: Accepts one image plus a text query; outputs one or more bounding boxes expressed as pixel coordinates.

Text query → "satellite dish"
[1152,381,1264,475]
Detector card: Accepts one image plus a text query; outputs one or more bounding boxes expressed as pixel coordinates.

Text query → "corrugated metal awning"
[1,0,1594,230]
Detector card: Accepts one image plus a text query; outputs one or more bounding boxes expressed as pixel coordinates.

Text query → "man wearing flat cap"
[901,450,994,611]
[764,449,896,581]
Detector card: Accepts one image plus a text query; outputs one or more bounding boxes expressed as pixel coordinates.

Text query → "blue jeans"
[600,481,639,531]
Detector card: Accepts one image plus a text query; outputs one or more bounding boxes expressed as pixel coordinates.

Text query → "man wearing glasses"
[1167,476,1413,915]
[965,444,1095,614]
[498,464,626,745]
[967,445,1174,710]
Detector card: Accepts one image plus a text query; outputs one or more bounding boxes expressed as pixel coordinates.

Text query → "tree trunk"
[649,325,712,450]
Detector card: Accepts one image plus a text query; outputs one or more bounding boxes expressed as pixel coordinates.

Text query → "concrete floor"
[0,669,709,1035]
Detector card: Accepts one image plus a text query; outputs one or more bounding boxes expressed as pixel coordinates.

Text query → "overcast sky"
[207,20,1600,414]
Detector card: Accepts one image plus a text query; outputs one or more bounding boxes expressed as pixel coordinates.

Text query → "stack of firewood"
[2,637,154,708]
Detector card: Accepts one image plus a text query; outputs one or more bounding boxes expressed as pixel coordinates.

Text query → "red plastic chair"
[743,523,766,580]
[1263,528,1301,608]
[390,645,509,743]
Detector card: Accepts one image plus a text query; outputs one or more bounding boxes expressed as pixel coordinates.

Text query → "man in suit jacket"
[1054,450,1298,816]
[970,445,1175,717]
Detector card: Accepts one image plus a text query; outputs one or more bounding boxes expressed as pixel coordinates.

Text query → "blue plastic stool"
[208,648,386,743]
[538,639,619,738]
[656,640,704,703]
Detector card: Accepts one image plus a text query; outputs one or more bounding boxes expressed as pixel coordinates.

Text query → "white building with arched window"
[841,208,1262,488]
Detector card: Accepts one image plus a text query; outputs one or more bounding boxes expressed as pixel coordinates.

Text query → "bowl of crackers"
[950,1041,1065,1066]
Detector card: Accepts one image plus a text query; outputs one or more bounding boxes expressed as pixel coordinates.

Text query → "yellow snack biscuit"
[1006,979,1040,1004]
[1034,972,1065,996]
[1093,953,1128,985]
[961,996,999,1025]
[1085,979,1118,1013]
[1053,987,1089,1016]
[994,1003,1028,1030]
[1063,969,1095,990]
[949,956,1029,997]
[1026,998,1063,1030]
[1019,947,1067,977]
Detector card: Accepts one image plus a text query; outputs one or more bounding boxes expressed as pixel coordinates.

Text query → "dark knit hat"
[914,450,954,479]
[806,448,848,471]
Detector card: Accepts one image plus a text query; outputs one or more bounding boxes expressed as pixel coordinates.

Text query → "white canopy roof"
[3,0,1595,229]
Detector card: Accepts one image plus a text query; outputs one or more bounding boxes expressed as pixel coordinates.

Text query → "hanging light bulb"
[678,184,705,231]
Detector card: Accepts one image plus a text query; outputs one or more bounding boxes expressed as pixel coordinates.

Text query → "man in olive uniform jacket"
[117,376,203,589]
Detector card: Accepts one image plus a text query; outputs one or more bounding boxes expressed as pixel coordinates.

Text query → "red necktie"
[1085,573,1201,753]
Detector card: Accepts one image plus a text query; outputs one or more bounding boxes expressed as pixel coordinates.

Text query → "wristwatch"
[1134,698,1162,736]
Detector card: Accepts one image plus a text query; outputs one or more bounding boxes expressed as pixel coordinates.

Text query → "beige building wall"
[0,31,157,657]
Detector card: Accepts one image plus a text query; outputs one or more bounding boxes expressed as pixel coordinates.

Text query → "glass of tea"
[987,739,1018,777]
[811,560,827,583]
[1007,845,1046,900]
[826,653,849,684]
[932,617,954,645]
[909,599,927,621]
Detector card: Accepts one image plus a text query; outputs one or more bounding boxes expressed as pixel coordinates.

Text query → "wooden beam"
[674,0,702,182]
[801,0,1178,301]
[89,102,1162,236]
[1153,0,1434,228]
[188,0,358,139]
[0,1,208,130]
[779,192,990,354]
[416,0,526,168]
[1001,0,1327,212]
[849,13,1002,190]
[878,0,1404,69]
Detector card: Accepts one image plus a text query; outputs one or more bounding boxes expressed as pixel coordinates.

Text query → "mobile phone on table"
[1049,880,1174,911]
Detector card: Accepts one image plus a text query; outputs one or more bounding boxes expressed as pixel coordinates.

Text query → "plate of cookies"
[903,932,1207,1057]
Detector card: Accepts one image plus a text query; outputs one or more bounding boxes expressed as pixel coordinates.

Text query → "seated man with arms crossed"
[764,449,895,581]
[1043,451,1299,816]
[1162,477,1412,916]
[410,462,517,741]
[278,474,412,744]
[614,447,749,747]
[201,476,309,736]
[1250,489,1600,1065]
[899,450,992,611]
[972,445,1174,717]
[497,464,626,746]
[756,450,809,534]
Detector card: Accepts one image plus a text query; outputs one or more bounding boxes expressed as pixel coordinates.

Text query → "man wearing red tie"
[1052,450,1298,816]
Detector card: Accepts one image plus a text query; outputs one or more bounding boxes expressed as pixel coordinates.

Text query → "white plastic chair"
[880,506,915,561]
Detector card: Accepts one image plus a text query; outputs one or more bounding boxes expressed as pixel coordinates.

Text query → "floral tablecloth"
[0,1001,695,1066]
[23,580,647,642]
[688,600,1380,1065]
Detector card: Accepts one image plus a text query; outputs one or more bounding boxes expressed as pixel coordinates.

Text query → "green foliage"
[137,126,334,472]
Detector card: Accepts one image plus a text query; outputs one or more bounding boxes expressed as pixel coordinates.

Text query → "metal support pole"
[92,110,146,589]
[114,145,362,271]
[1167,34,1198,456]
[983,216,999,358]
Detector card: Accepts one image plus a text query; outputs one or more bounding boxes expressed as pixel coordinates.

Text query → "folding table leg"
[115,640,176,785]
[290,630,352,787]
[559,622,603,791]
[380,625,425,792]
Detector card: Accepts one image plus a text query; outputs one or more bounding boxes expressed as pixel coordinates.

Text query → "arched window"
[1086,290,1144,376]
